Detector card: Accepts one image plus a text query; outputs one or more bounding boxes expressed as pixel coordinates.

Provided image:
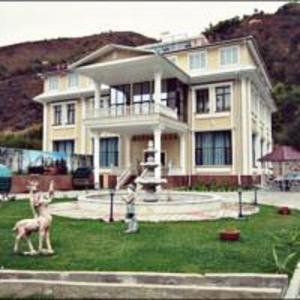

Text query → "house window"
[133,81,152,103]
[67,103,75,124]
[196,88,209,114]
[220,46,239,66]
[195,131,232,165]
[48,76,59,90]
[53,105,62,125]
[189,51,206,70]
[100,137,119,167]
[215,85,231,112]
[53,140,74,155]
[68,73,79,88]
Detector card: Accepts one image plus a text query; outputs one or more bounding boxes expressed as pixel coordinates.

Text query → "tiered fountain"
[135,141,166,202]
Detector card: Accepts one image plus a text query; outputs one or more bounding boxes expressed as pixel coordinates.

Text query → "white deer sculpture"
[13,180,55,255]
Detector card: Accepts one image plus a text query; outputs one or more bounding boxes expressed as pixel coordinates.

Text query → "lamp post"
[109,188,115,222]
[253,185,258,206]
[238,186,243,218]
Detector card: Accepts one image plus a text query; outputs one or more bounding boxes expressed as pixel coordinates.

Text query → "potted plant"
[278,206,291,215]
[219,228,240,241]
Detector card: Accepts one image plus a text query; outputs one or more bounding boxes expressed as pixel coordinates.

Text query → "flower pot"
[278,206,291,215]
[219,230,240,241]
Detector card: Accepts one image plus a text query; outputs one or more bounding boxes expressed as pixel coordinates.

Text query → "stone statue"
[13,180,55,255]
[122,184,138,234]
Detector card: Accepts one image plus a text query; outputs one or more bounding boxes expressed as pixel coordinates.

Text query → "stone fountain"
[135,140,166,202]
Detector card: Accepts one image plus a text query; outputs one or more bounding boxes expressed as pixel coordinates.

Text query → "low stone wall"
[0,270,288,299]
[10,174,260,193]
[11,175,73,193]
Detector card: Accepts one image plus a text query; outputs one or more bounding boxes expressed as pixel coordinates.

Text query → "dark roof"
[260,145,300,162]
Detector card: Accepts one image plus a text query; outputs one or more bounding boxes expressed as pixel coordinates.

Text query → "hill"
[0,31,156,132]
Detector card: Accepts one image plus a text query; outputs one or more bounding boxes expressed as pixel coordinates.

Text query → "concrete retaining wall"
[0,270,288,299]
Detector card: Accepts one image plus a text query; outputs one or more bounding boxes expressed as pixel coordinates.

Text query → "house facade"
[34,34,276,188]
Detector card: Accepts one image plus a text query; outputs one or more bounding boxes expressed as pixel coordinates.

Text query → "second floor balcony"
[86,102,178,121]
[83,101,189,134]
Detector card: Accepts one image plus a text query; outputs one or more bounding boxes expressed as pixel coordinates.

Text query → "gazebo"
[259,145,300,189]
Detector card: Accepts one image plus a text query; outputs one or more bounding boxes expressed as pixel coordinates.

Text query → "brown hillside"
[0,31,156,131]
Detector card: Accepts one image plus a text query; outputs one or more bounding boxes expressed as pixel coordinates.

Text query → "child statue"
[122,184,138,234]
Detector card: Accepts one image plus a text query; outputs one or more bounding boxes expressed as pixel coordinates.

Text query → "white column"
[81,97,86,154]
[93,79,101,110]
[93,134,100,189]
[241,77,250,175]
[125,135,131,168]
[42,103,48,151]
[154,127,162,182]
[180,133,186,175]
[154,71,161,113]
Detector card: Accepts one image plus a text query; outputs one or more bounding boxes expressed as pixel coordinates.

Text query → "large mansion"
[34,34,276,188]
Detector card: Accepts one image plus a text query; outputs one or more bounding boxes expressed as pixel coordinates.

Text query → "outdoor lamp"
[109,187,115,222]
[238,186,243,218]
[253,185,258,206]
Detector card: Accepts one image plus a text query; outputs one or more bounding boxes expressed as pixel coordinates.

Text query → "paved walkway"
[214,190,300,210]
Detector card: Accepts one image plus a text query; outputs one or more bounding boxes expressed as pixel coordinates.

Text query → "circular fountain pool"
[77,190,224,222]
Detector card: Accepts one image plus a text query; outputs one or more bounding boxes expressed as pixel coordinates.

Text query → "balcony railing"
[86,102,178,120]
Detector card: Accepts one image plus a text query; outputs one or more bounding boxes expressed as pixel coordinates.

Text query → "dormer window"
[68,73,79,88]
[48,76,59,91]
[220,46,239,66]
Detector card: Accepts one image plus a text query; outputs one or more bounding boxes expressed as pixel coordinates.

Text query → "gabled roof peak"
[69,43,155,70]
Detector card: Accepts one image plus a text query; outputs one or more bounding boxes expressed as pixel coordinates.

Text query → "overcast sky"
[0,1,286,47]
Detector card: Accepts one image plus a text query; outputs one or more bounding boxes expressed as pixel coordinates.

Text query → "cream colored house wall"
[44,73,92,92]
[46,98,84,154]
[166,41,255,73]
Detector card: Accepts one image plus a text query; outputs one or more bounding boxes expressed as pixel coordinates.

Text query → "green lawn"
[0,198,300,276]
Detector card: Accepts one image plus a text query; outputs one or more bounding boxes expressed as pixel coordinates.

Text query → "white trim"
[34,87,96,103]
[81,97,86,154]
[241,77,249,174]
[166,55,178,65]
[69,43,155,69]
[195,167,232,173]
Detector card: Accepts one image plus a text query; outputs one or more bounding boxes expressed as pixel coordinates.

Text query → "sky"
[0,1,287,47]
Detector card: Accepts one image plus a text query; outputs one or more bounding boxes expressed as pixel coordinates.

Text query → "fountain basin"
[77,190,223,222]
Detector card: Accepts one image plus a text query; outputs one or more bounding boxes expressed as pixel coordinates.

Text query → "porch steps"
[0,270,288,299]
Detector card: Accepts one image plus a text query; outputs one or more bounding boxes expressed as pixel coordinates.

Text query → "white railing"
[87,102,178,120]
[116,165,136,190]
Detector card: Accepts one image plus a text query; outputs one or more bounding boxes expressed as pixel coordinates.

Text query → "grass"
[0,198,300,276]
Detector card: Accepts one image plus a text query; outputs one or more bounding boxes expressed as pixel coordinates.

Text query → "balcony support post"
[180,133,186,175]
[154,126,162,189]
[124,134,131,168]
[93,79,101,110]
[154,71,161,113]
[93,133,100,189]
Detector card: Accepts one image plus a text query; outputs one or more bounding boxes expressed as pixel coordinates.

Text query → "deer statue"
[13,180,55,255]
[27,180,40,217]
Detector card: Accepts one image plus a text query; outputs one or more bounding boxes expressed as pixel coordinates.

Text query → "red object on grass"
[219,230,240,241]
[278,206,291,215]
